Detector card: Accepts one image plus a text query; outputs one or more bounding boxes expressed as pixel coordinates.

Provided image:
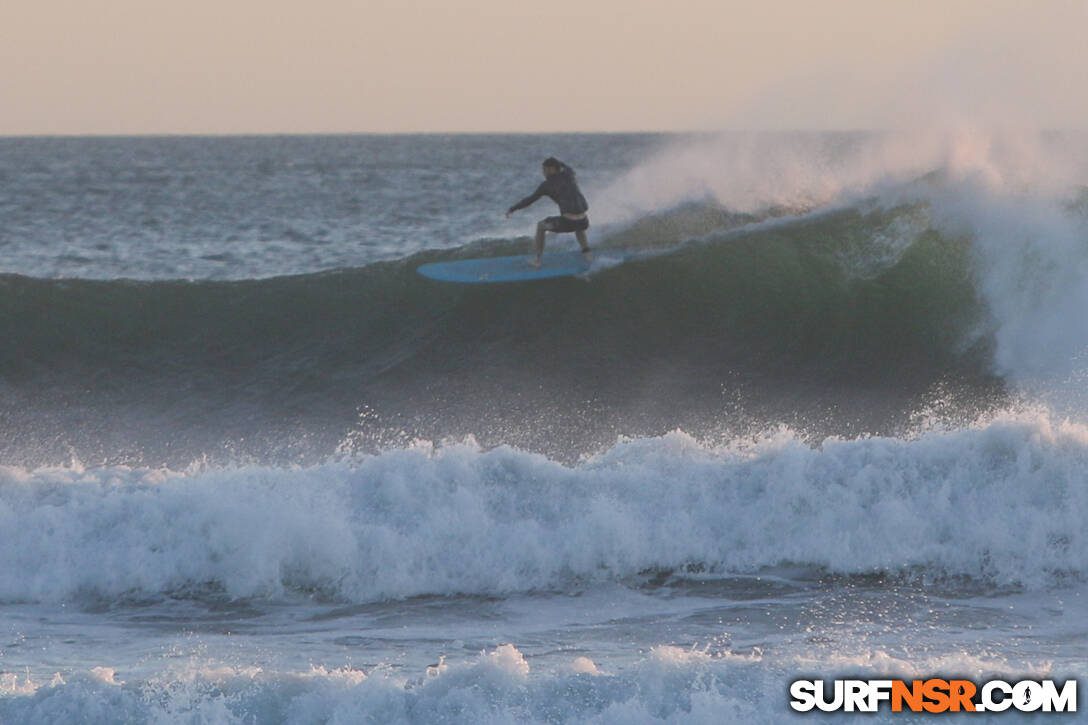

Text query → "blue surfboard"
[417,251,594,283]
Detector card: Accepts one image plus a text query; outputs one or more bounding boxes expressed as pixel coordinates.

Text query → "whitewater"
[1,131,1086,723]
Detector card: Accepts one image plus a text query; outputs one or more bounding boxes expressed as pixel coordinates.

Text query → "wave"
[0,197,985,380]
[6,134,1088,466]
[1,411,1084,605]
[0,188,1014,465]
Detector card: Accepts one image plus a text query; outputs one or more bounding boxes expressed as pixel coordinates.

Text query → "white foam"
[1,411,1086,604]
[920,168,1088,385]
[0,644,1074,724]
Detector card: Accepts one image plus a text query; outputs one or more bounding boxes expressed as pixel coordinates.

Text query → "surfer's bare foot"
[581,249,593,263]
[527,257,542,268]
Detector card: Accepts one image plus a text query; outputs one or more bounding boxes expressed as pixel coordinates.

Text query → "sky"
[1,0,1086,135]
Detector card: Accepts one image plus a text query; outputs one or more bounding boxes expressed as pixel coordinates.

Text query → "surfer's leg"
[532,221,547,266]
[575,229,592,261]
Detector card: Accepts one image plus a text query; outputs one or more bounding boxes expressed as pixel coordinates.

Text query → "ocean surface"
[1,131,1086,722]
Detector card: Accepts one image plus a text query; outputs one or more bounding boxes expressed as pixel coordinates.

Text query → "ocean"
[0,131,1085,722]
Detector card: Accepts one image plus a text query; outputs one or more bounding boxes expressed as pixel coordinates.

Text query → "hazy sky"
[2,0,1086,135]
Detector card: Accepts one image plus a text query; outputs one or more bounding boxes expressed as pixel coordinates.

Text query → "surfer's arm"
[507,183,547,215]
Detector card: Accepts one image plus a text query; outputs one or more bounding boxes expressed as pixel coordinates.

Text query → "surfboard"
[417,251,593,283]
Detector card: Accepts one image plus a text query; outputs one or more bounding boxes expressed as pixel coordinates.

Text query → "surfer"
[506,157,592,267]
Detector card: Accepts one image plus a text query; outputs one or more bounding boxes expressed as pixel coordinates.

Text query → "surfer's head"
[542,157,563,177]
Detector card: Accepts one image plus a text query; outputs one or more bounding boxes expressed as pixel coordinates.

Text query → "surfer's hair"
[542,157,572,175]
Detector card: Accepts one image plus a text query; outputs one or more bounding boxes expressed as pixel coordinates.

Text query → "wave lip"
[1,412,1084,605]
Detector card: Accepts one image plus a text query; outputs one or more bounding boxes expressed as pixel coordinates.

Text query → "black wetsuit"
[508,165,589,218]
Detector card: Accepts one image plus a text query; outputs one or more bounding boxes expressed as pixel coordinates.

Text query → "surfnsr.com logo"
[790,678,1077,713]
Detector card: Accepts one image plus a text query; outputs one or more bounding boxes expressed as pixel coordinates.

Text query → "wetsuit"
[508,164,590,233]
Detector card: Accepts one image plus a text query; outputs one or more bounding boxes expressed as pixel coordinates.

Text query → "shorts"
[540,215,590,233]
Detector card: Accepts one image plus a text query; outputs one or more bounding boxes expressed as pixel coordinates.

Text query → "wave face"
[0,194,1006,466]
[2,413,1084,605]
